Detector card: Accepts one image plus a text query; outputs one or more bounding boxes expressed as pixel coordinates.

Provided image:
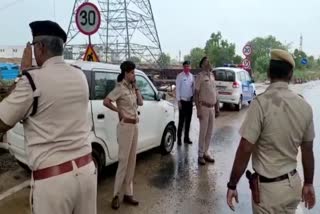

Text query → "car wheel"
[235,96,242,111]
[17,160,31,174]
[92,147,103,179]
[160,124,175,155]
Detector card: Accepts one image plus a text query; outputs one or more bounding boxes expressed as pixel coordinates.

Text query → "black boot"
[111,196,120,210]
[184,138,192,144]
[123,195,139,206]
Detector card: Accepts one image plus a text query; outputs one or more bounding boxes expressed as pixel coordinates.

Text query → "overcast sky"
[1,0,319,60]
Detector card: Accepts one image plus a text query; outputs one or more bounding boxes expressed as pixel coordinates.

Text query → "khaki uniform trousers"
[31,161,97,214]
[253,172,302,214]
[198,106,215,157]
[114,121,138,197]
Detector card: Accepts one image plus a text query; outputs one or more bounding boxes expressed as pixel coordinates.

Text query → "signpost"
[301,58,308,65]
[76,2,101,62]
[242,58,251,69]
[242,43,253,74]
[83,44,100,62]
[242,44,252,57]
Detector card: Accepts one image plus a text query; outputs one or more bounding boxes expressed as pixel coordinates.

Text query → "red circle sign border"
[242,59,251,68]
[75,2,101,36]
[242,44,252,56]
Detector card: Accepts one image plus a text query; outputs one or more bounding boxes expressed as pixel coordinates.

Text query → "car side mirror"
[156,91,166,101]
[161,92,166,100]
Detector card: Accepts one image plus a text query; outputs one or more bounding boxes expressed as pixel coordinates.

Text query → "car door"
[91,70,120,160]
[240,71,250,101]
[135,74,163,149]
[244,71,255,100]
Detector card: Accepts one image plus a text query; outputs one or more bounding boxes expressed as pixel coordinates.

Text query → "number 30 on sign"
[76,2,101,36]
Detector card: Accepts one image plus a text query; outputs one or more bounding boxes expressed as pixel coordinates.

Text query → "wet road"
[0,82,319,214]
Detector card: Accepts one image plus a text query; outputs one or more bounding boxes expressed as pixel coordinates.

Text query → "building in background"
[0,46,24,59]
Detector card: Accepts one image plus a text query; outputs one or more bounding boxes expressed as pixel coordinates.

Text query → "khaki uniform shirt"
[195,70,217,105]
[0,56,91,170]
[240,82,315,178]
[107,80,138,120]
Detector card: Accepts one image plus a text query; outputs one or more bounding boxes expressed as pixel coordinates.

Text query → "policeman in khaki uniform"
[104,61,143,210]
[227,49,316,213]
[0,20,97,213]
[194,57,217,165]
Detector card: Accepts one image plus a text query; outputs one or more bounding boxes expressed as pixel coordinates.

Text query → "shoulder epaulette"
[298,94,304,99]
[21,66,40,73]
[256,92,265,97]
[70,64,82,70]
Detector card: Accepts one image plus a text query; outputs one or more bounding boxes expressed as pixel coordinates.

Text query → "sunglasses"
[30,41,41,46]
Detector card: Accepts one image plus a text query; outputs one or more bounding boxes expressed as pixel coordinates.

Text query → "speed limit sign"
[76,2,101,36]
[242,58,251,69]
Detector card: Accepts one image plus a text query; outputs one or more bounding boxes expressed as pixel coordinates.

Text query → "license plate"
[219,91,232,95]
[216,86,227,89]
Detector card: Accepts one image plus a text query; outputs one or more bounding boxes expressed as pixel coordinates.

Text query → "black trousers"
[177,100,193,141]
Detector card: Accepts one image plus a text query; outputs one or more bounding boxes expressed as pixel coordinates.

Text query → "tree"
[204,32,238,67]
[170,58,179,65]
[128,56,141,64]
[184,47,205,68]
[249,36,288,73]
[316,57,320,67]
[233,55,243,64]
[158,53,171,68]
[292,49,310,70]
[307,56,315,69]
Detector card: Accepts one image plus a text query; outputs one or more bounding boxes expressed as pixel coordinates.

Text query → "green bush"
[253,69,320,83]
[253,72,267,82]
[0,79,14,86]
[293,69,320,81]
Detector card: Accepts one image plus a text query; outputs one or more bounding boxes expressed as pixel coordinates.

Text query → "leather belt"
[32,153,93,180]
[259,169,297,183]
[123,118,138,124]
[200,101,214,108]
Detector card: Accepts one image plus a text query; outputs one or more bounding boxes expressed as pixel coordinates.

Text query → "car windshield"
[214,69,235,82]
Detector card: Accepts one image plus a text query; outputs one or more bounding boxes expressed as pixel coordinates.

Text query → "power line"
[53,0,56,21]
[0,0,24,12]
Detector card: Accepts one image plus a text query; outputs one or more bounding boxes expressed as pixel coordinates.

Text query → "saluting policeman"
[104,61,143,210]
[194,57,217,165]
[0,20,97,213]
[227,49,316,213]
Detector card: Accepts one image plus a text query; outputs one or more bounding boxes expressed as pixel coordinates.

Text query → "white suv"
[213,67,256,111]
[7,61,176,175]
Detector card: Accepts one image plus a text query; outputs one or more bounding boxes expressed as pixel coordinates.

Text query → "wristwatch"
[227,182,237,190]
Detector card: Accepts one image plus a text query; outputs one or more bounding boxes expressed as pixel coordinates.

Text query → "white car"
[7,60,176,175]
[213,67,256,111]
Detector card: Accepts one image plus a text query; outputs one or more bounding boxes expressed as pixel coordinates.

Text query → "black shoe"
[177,139,182,145]
[184,139,192,144]
[123,195,139,206]
[198,157,206,165]
[204,155,215,163]
[111,196,120,210]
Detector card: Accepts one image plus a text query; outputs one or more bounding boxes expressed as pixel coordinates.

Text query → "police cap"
[270,49,295,68]
[29,20,67,43]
